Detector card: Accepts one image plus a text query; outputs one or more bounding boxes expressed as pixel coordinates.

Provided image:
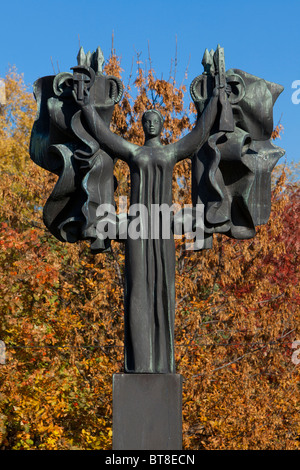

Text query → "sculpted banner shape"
[30,47,123,253]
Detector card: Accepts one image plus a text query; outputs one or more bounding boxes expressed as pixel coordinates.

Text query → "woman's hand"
[212,86,220,98]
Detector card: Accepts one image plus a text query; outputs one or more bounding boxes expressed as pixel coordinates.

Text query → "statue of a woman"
[30,45,284,377]
[73,79,219,373]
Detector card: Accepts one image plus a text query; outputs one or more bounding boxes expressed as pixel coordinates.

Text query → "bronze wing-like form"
[190,46,285,249]
[29,47,123,253]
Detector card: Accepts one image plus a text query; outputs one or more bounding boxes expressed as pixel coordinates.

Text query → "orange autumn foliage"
[0,51,299,450]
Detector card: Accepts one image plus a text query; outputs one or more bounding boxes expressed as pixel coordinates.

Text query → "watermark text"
[96,199,205,250]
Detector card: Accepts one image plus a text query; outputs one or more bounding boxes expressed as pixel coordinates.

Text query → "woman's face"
[142,112,162,138]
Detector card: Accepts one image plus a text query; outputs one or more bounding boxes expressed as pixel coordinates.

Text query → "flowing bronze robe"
[124,146,177,373]
[81,95,219,373]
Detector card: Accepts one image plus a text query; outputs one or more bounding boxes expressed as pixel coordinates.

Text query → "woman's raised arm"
[80,104,138,162]
[172,90,219,162]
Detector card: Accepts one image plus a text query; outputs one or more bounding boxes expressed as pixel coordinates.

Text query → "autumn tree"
[0,49,299,450]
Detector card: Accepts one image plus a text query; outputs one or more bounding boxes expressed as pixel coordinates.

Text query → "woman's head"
[142,109,164,138]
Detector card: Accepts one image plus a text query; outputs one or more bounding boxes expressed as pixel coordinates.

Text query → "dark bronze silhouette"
[30,45,284,373]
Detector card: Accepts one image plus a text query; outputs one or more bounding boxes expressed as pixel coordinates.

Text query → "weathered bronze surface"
[113,374,182,449]
[30,45,284,374]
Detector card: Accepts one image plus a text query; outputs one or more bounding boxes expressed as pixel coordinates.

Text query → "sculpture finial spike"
[202,48,213,74]
[94,46,105,73]
[85,51,92,67]
[77,46,86,66]
[208,49,215,75]
[202,49,211,66]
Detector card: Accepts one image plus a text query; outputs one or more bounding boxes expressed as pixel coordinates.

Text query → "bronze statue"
[29,44,284,374]
[72,80,218,373]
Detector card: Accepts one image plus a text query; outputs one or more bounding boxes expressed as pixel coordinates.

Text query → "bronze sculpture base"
[112,373,182,450]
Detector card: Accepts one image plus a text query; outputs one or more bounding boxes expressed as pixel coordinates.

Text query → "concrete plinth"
[112,373,182,450]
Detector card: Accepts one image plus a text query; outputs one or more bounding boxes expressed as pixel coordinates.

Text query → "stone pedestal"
[112,373,182,450]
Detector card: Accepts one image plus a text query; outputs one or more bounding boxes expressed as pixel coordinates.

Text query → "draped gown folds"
[124,145,177,373]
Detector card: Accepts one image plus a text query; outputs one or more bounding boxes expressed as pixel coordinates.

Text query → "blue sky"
[1,0,299,166]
